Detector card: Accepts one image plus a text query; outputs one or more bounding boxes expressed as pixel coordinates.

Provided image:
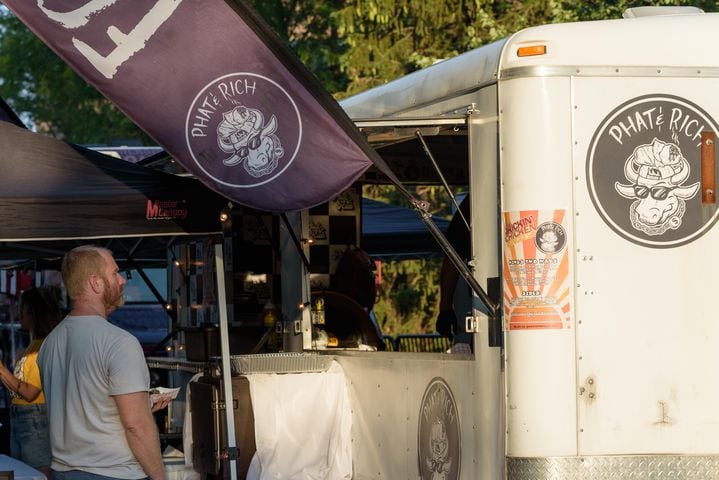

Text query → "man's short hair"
[61,246,112,300]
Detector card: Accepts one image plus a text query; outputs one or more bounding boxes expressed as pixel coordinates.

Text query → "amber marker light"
[517,45,546,57]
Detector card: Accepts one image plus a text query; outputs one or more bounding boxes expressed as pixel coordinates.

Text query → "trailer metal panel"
[333,8,719,480]
[501,13,719,72]
[500,76,578,457]
[572,76,719,455]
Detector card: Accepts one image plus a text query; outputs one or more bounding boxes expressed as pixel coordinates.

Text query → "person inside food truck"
[312,246,384,350]
[436,195,472,353]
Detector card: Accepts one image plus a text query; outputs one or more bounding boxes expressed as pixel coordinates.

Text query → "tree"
[0,1,349,143]
[0,9,151,144]
[334,0,718,98]
[5,1,714,139]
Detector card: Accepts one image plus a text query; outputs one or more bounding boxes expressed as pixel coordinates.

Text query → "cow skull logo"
[587,95,719,248]
[185,72,301,189]
[615,138,699,235]
[217,105,284,177]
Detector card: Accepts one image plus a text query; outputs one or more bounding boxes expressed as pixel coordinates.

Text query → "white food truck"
[290,6,719,479]
[182,6,719,480]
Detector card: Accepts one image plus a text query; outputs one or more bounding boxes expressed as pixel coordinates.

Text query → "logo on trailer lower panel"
[418,377,461,480]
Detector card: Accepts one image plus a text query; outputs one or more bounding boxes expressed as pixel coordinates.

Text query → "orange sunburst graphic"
[503,209,572,330]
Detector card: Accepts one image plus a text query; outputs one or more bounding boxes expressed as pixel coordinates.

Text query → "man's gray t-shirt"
[38,315,150,479]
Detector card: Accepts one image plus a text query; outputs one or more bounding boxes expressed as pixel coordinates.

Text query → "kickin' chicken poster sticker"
[586,94,719,248]
[503,210,572,330]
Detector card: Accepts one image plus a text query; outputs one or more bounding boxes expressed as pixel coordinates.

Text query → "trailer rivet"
[588,379,594,385]
[589,393,595,399]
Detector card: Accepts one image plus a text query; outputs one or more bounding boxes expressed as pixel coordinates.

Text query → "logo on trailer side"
[418,377,461,480]
[586,94,719,248]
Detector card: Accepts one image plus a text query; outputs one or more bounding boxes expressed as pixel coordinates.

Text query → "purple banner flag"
[4,0,377,211]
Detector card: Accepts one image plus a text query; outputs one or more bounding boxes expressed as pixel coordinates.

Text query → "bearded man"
[38,246,169,480]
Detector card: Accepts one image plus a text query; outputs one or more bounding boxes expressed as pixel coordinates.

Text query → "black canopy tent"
[0,120,228,268]
[361,197,450,260]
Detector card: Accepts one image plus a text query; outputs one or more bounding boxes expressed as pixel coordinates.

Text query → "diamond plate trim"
[508,455,719,479]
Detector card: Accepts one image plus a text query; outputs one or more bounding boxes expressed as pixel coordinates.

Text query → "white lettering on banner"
[218,79,257,100]
[38,0,118,29]
[37,0,183,79]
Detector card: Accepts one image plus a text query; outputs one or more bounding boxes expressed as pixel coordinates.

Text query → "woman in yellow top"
[0,287,60,478]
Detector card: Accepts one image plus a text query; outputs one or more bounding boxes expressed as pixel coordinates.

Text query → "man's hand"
[151,396,172,413]
[436,309,457,338]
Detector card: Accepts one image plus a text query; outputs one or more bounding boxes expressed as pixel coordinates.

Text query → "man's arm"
[114,391,165,480]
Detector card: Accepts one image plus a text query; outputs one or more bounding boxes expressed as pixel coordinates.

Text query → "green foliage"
[333,0,718,97]
[249,0,350,93]
[373,258,442,335]
[0,10,150,144]
[364,184,465,334]
[3,1,716,137]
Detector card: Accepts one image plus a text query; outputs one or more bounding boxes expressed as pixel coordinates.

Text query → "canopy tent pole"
[215,244,238,480]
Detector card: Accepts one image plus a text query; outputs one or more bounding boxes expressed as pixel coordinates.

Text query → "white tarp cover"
[246,361,352,480]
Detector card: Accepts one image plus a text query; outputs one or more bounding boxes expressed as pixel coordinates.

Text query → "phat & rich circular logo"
[185,73,302,188]
[535,221,567,254]
[586,94,719,248]
[418,377,461,480]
